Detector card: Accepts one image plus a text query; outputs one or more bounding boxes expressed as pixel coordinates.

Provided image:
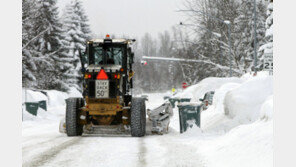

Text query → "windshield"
[92,46,123,65]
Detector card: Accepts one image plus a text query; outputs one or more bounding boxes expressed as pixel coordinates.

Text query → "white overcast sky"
[57,0,186,39]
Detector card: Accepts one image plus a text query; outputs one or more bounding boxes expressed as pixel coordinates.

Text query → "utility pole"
[253,0,258,75]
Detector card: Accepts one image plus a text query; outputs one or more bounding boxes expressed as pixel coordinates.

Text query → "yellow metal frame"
[82,96,123,116]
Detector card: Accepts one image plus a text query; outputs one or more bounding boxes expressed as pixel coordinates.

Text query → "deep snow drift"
[22,72,273,167]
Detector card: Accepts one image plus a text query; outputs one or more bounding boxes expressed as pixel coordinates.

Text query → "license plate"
[95,80,109,98]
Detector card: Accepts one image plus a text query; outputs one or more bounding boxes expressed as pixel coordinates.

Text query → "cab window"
[91,46,123,65]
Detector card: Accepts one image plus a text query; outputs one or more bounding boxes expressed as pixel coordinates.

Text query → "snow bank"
[198,120,273,167]
[44,87,82,107]
[22,89,47,104]
[260,95,273,121]
[22,87,82,121]
[224,75,273,123]
[173,71,273,167]
[44,90,68,107]
[22,87,82,107]
[212,83,241,114]
[176,77,244,102]
[22,106,62,122]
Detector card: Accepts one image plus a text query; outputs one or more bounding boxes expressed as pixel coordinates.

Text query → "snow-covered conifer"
[258,1,273,68]
[31,0,69,91]
[61,0,92,89]
[22,0,38,88]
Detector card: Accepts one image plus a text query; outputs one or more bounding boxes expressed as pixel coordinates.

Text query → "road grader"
[61,35,173,137]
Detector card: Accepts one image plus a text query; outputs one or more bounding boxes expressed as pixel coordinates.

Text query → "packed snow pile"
[197,120,273,167]
[224,75,273,123]
[175,77,244,102]
[259,95,273,121]
[174,71,273,167]
[22,89,48,104]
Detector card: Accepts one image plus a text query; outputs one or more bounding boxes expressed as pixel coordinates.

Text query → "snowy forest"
[22,0,273,93]
[22,0,91,91]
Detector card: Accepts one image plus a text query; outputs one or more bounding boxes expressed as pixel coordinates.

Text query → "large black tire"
[130,98,146,137]
[66,98,83,136]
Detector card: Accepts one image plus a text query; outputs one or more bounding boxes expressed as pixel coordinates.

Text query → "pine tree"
[234,0,267,72]
[259,1,273,67]
[22,0,38,88]
[61,0,92,89]
[31,0,69,91]
[75,0,92,41]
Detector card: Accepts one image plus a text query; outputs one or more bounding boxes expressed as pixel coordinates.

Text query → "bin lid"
[177,102,200,107]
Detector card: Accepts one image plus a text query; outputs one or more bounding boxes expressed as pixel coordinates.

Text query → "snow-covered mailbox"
[177,103,201,133]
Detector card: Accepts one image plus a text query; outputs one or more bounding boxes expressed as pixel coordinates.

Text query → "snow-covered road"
[22,93,206,167]
[22,73,273,167]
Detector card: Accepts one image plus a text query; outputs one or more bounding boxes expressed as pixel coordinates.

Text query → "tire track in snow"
[137,138,147,167]
[158,135,206,167]
[22,135,64,154]
[22,137,81,167]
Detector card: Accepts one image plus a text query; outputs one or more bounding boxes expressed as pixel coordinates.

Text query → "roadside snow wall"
[176,71,273,167]
[224,75,273,123]
[175,77,244,102]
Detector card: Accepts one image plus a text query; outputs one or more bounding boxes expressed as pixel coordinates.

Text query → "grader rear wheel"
[66,98,83,136]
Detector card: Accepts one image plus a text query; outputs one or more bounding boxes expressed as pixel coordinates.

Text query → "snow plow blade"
[147,102,173,135]
[83,125,131,136]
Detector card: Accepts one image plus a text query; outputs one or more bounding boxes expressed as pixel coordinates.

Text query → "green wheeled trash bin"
[178,104,201,133]
[38,100,47,111]
[180,98,191,103]
[168,98,180,108]
[25,102,39,116]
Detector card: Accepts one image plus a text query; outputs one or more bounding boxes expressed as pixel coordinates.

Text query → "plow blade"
[147,102,173,135]
[83,125,131,136]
